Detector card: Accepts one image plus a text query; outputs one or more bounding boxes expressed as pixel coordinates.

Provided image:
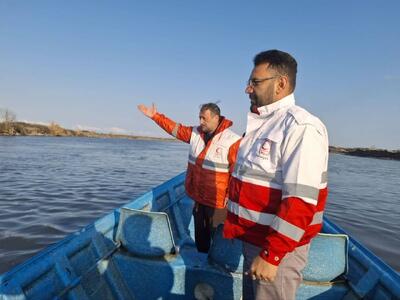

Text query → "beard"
[249,93,259,113]
[249,88,275,113]
[201,125,209,133]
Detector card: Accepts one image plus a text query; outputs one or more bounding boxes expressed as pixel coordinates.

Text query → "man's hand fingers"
[246,267,275,281]
[246,270,275,282]
[137,104,146,112]
[262,275,275,282]
[248,268,260,281]
[137,104,155,118]
[244,270,256,280]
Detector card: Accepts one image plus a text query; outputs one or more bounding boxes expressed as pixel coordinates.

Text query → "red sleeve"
[260,197,317,266]
[259,125,328,266]
[151,113,192,144]
[228,139,241,174]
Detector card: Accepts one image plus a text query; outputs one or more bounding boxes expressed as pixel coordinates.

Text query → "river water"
[0,137,399,274]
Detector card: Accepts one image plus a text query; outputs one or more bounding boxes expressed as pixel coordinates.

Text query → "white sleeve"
[280,124,329,205]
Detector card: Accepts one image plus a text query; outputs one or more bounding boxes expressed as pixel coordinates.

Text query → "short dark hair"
[200,103,221,116]
[253,49,297,92]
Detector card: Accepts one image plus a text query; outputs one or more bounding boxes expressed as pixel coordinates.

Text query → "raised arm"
[137,103,193,143]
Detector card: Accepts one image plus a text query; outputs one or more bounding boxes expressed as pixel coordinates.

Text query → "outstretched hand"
[137,103,157,118]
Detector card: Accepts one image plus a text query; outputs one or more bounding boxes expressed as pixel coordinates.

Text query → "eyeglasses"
[247,76,278,87]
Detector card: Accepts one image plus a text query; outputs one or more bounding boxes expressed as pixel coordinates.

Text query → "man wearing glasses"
[138,102,240,253]
[223,50,329,299]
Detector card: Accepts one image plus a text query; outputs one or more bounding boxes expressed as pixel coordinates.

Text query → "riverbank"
[329,146,400,160]
[0,121,175,142]
[1,121,399,160]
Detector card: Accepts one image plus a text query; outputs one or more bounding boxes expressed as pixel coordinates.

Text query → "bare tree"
[0,108,17,135]
[0,108,16,123]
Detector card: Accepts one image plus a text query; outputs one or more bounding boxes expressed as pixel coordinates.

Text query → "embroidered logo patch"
[214,147,223,158]
[258,139,271,159]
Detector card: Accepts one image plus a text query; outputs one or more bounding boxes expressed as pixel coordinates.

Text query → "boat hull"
[1,172,399,299]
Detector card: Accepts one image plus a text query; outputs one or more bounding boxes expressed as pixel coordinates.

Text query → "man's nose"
[245,85,253,94]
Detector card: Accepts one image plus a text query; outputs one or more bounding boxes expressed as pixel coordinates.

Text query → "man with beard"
[223,50,329,299]
[138,102,240,253]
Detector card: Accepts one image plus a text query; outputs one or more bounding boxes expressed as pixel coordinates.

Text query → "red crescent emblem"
[259,139,271,156]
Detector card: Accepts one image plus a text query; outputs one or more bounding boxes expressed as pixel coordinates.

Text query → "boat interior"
[0,172,398,300]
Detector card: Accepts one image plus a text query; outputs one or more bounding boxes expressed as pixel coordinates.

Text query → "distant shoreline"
[329,146,400,161]
[1,121,399,160]
[0,121,176,142]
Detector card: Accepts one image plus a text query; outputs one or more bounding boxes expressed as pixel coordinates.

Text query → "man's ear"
[275,75,289,95]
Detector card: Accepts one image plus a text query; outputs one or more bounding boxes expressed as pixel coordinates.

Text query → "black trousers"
[192,202,227,253]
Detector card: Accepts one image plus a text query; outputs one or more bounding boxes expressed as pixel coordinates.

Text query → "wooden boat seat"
[116,208,176,257]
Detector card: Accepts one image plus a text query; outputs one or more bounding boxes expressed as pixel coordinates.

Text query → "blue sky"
[1,1,399,149]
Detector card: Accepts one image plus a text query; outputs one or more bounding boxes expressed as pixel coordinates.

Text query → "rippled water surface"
[325,154,400,271]
[0,137,399,274]
[0,137,188,273]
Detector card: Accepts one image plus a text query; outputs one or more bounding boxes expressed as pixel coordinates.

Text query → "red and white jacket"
[152,113,241,208]
[223,94,329,266]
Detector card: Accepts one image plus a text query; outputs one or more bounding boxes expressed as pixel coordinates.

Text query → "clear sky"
[1,1,399,149]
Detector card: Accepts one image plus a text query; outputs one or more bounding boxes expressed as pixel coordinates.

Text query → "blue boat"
[1,172,399,299]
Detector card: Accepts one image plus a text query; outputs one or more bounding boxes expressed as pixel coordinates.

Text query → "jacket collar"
[256,93,295,116]
[245,94,295,134]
